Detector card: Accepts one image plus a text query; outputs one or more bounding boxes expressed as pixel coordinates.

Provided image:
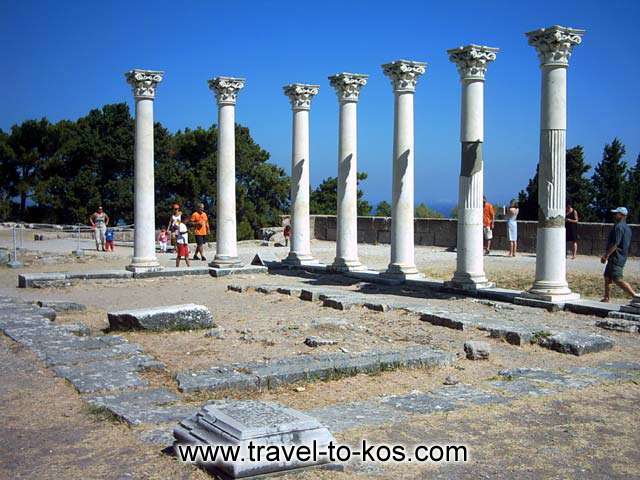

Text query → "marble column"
[283,84,320,266]
[125,69,164,272]
[526,25,585,301]
[329,73,368,272]
[381,60,426,278]
[208,76,245,268]
[446,45,498,290]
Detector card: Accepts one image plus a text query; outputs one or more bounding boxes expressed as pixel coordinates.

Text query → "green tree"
[591,138,628,222]
[626,154,640,224]
[517,165,539,221]
[565,145,595,221]
[415,202,443,218]
[310,172,371,215]
[375,200,391,217]
[0,129,17,219]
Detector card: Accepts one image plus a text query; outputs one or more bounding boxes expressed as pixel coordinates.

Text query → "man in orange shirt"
[483,196,495,255]
[190,203,210,261]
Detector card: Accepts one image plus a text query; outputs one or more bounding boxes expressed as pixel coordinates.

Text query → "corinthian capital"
[526,25,585,67]
[125,69,164,99]
[447,45,499,81]
[381,60,427,93]
[208,76,246,106]
[328,73,368,103]
[283,83,320,111]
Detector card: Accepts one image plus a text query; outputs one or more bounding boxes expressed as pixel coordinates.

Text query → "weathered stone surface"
[108,304,213,331]
[464,340,491,360]
[18,272,66,288]
[177,367,258,393]
[322,296,359,310]
[53,355,164,393]
[362,301,389,312]
[251,252,281,267]
[608,311,640,322]
[87,388,195,426]
[37,300,87,312]
[255,285,280,294]
[178,347,454,393]
[226,284,246,293]
[565,299,619,317]
[304,336,337,347]
[538,331,614,356]
[43,342,142,366]
[66,270,134,280]
[514,296,563,312]
[204,327,225,339]
[596,318,639,333]
[300,289,321,301]
[174,401,335,479]
[210,265,268,277]
[487,324,536,346]
[420,312,469,330]
[308,400,407,432]
[56,323,91,336]
[277,286,302,297]
[310,317,351,330]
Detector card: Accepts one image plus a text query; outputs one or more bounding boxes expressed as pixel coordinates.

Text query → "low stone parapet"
[108,304,214,331]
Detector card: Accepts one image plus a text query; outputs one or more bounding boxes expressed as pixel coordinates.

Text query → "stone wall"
[308,215,640,257]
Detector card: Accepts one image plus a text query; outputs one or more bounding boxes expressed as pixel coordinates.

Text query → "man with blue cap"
[601,207,637,302]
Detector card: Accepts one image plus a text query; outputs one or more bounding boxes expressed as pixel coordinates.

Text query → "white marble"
[329,73,368,272]
[446,45,498,290]
[208,76,245,267]
[526,25,584,301]
[125,69,163,272]
[381,60,426,278]
[283,84,319,266]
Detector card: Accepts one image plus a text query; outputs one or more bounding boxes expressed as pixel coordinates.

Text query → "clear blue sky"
[1,0,639,213]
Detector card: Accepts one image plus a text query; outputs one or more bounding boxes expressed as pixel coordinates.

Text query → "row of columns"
[123,25,587,303]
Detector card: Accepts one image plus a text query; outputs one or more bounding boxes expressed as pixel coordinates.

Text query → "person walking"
[483,196,495,255]
[175,214,191,268]
[506,200,519,257]
[566,202,579,259]
[190,203,210,261]
[600,207,637,303]
[89,206,109,251]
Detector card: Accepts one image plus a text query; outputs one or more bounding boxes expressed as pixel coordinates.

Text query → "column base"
[445,272,494,291]
[620,295,640,314]
[209,255,243,269]
[328,258,366,273]
[524,281,580,302]
[282,252,318,266]
[126,258,161,273]
[382,263,422,280]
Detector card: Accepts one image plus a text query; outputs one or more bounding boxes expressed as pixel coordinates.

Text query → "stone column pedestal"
[329,73,368,272]
[283,84,320,266]
[208,77,245,268]
[381,60,426,279]
[525,25,585,302]
[125,69,163,273]
[445,45,498,291]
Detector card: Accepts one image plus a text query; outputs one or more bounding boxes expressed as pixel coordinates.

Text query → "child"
[104,228,115,252]
[158,228,169,253]
[175,215,191,267]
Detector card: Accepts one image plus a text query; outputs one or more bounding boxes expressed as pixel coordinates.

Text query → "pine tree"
[309,172,371,215]
[591,138,628,221]
[375,200,391,217]
[565,145,595,221]
[626,154,640,224]
[517,165,538,221]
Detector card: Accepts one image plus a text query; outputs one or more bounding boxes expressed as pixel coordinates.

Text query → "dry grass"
[422,265,638,301]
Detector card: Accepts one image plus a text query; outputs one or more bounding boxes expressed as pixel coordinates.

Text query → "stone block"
[487,325,536,346]
[108,304,213,331]
[210,265,268,277]
[514,296,563,312]
[565,300,619,318]
[304,336,337,347]
[277,287,302,297]
[37,307,57,321]
[66,270,133,280]
[18,272,66,288]
[37,300,87,312]
[300,289,320,301]
[463,340,491,360]
[608,311,640,322]
[251,252,281,267]
[538,332,614,356]
[226,284,246,293]
[596,319,639,333]
[177,367,258,393]
[420,312,468,330]
[174,401,335,479]
[322,296,359,311]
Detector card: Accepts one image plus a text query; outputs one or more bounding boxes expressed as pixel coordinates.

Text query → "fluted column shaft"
[283,84,319,266]
[447,45,498,289]
[382,60,426,278]
[330,73,368,272]
[125,69,163,272]
[526,25,584,301]
[208,76,245,268]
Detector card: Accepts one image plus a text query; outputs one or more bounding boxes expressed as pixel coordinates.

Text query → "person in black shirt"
[600,207,637,302]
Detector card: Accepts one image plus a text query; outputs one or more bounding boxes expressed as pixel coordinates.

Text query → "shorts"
[177,243,189,257]
[604,261,624,281]
[195,235,207,246]
[483,227,493,240]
